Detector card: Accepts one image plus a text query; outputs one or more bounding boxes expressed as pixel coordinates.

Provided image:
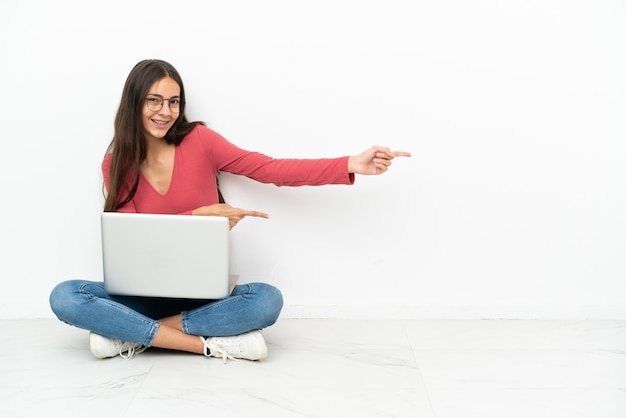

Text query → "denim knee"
[49,280,78,322]
[254,283,283,327]
[49,279,99,324]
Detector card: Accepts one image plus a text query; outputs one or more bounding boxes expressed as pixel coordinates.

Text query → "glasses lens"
[169,100,180,113]
[146,97,162,111]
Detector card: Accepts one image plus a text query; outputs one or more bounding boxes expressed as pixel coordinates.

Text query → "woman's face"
[142,77,181,141]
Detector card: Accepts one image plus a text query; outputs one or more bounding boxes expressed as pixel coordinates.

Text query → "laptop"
[101,212,238,299]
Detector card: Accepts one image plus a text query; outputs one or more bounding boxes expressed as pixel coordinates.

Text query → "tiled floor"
[1,318,625,417]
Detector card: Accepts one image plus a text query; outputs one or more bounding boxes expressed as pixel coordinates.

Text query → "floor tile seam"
[119,364,154,418]
[401,320,440,418]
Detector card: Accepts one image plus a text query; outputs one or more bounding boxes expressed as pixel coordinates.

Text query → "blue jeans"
[49,280,283,347]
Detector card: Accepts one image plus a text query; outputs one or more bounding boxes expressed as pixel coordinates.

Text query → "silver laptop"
[101,212,237,299]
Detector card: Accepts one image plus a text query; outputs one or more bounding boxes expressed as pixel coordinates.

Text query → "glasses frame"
[145,95,183,113]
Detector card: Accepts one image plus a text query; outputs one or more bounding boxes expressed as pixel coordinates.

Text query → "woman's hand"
[348,146,411,175]
[192,204,269,229]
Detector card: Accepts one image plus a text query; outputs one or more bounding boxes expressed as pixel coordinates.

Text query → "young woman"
[49,59,410,362]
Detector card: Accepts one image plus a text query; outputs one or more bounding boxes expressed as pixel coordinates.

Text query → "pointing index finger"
[243,210,269,219]
[392,151,412,158]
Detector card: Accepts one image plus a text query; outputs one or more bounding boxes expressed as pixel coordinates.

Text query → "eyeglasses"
[145,96,182,113]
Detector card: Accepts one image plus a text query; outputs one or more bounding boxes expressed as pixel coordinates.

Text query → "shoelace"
[200,336,238,364]
[119,343,147,360]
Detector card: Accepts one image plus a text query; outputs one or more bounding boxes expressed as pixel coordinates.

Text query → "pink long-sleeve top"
[102,125,355,214]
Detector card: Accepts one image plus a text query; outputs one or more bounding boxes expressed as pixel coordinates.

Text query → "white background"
[0,0,624,319]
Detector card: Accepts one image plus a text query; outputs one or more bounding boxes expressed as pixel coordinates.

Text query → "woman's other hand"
[192,204,269,229]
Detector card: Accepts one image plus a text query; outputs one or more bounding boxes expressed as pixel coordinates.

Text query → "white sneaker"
[89,332,147,359]
[200,331,268,363]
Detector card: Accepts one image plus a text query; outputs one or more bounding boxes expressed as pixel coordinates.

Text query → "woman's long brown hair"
[103,59,214,211]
